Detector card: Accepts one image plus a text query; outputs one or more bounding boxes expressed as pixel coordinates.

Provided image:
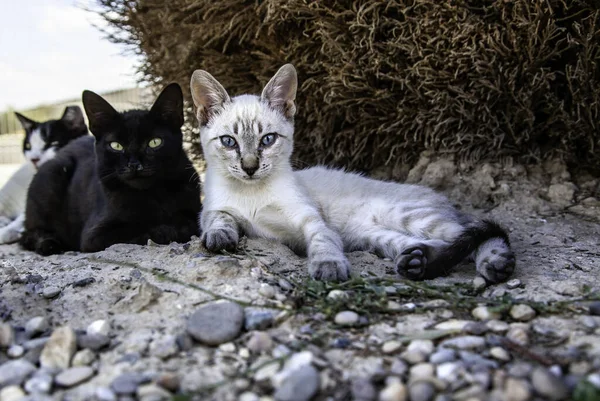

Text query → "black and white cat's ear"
[60,106,87,132]
[14,112,37,132]
[190,70,231,126]
[82,90,120,136]
[150,83,184,128]
[261,64,298,120]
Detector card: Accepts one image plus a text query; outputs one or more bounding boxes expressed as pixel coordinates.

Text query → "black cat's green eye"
[261,133,277,147]
[220,136,237,148]
[109,141,124,152]
[148,138,163,148]
[25,143,31,150]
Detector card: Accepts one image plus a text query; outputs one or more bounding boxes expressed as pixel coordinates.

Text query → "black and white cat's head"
[15,107,88,168]
[190,64,297,183]
[82,83,185,190]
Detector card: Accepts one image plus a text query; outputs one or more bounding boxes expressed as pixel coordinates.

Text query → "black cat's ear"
[60,106,87,133]
[82,90,120,137]
[190,70,231,126]
[150,83,184,128]
[261,64,297,120]
[15,112,37,132]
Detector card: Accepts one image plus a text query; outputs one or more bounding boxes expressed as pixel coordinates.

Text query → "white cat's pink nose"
[30,158,40,167]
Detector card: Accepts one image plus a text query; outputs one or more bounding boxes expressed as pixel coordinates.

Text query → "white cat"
[190,64,515,282]
[0,107,87,244]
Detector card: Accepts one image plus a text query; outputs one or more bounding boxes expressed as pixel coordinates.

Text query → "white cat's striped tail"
[423,220,515,282]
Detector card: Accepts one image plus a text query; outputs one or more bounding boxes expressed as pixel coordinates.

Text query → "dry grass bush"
[96,0,600,173]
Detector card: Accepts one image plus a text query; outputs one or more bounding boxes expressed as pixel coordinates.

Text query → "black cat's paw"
[202,228,239,252]
[36,237,62,256]
[395,246,428,280]
[308,255,350,282]
[477,250,516,283]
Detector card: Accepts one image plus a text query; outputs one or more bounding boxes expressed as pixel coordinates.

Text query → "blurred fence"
[0,87,155,164]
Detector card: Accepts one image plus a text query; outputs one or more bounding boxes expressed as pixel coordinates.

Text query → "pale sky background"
[0,0,141,111]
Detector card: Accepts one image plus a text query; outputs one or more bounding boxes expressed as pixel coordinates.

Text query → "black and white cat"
[0,107,88,244]
[190,64,516,282]
[20,84,201,255]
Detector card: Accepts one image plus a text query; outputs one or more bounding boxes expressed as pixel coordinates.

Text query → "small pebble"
[327,290,349,300]
[510,305,536,321]
[239,392,260,401]
[434,320,470,331]
[506,327,529,346]
[111,372,151,395]
[378,380,407,401]
[429,349,456,365]
[259,283,276,299]
[155,372,180,392]
[489,346,511,361]
[401,350,427,364]
[218,342,236,353]
[440,336,486,350]
[186,301,245,345]
[531,367,568,400]
[244,308,276,331]
[0,385,26,401]
[409,381,435,401]
[588,301,600,316]
[24,372,53,394]
[486,320,509,333]
[87,320,111,337]
[25,316,50,336]
[508,362,533,378]
[0,359,36,387]
[506,279,522,289]
[504,377,531,401]
[55,366,95,387]
[247,331,274,353]
[410,363,435,380]
[72,349,96,366]
[7,345,24,358]
[0,323,14,347]
[77,333,111,351]
[136,383,172,400]
[95,386,117,400]
[42,286,62,299]
[334,311,359,326]
[382,340,403,354]
[472,306,500,321]
[273,364,320,401]
[390,359,408,376]
[473,276,486,290]
[40,326,77,369]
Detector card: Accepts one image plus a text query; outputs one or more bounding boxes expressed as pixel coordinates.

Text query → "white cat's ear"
[82,90,120,137]
[151,83,184,128]
[60,106,86,132]
[261,64,297,119]
[14,112,37,132]
[190,70,231,126]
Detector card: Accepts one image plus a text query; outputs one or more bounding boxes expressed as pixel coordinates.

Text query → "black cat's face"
[82,84,185,190]
[15,107,88,169]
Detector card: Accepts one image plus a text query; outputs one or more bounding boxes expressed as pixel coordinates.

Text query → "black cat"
[20,84,201,255]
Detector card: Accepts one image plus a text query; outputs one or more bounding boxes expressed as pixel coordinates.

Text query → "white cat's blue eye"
[220,136,237,148]
[261,133,277,147]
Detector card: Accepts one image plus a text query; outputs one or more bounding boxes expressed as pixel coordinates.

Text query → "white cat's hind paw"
[0,226,21,244]
[308,255,350,281]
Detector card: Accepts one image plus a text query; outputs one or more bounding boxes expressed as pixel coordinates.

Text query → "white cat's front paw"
[308,255,350,281]
[201,227,239,252]
[0,226,21,244]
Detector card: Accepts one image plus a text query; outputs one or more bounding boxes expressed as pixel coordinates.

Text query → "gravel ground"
[0,156,599,401]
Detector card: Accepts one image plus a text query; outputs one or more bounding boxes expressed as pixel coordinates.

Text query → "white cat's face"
[191,64,298,184]
[201,95,294,183]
